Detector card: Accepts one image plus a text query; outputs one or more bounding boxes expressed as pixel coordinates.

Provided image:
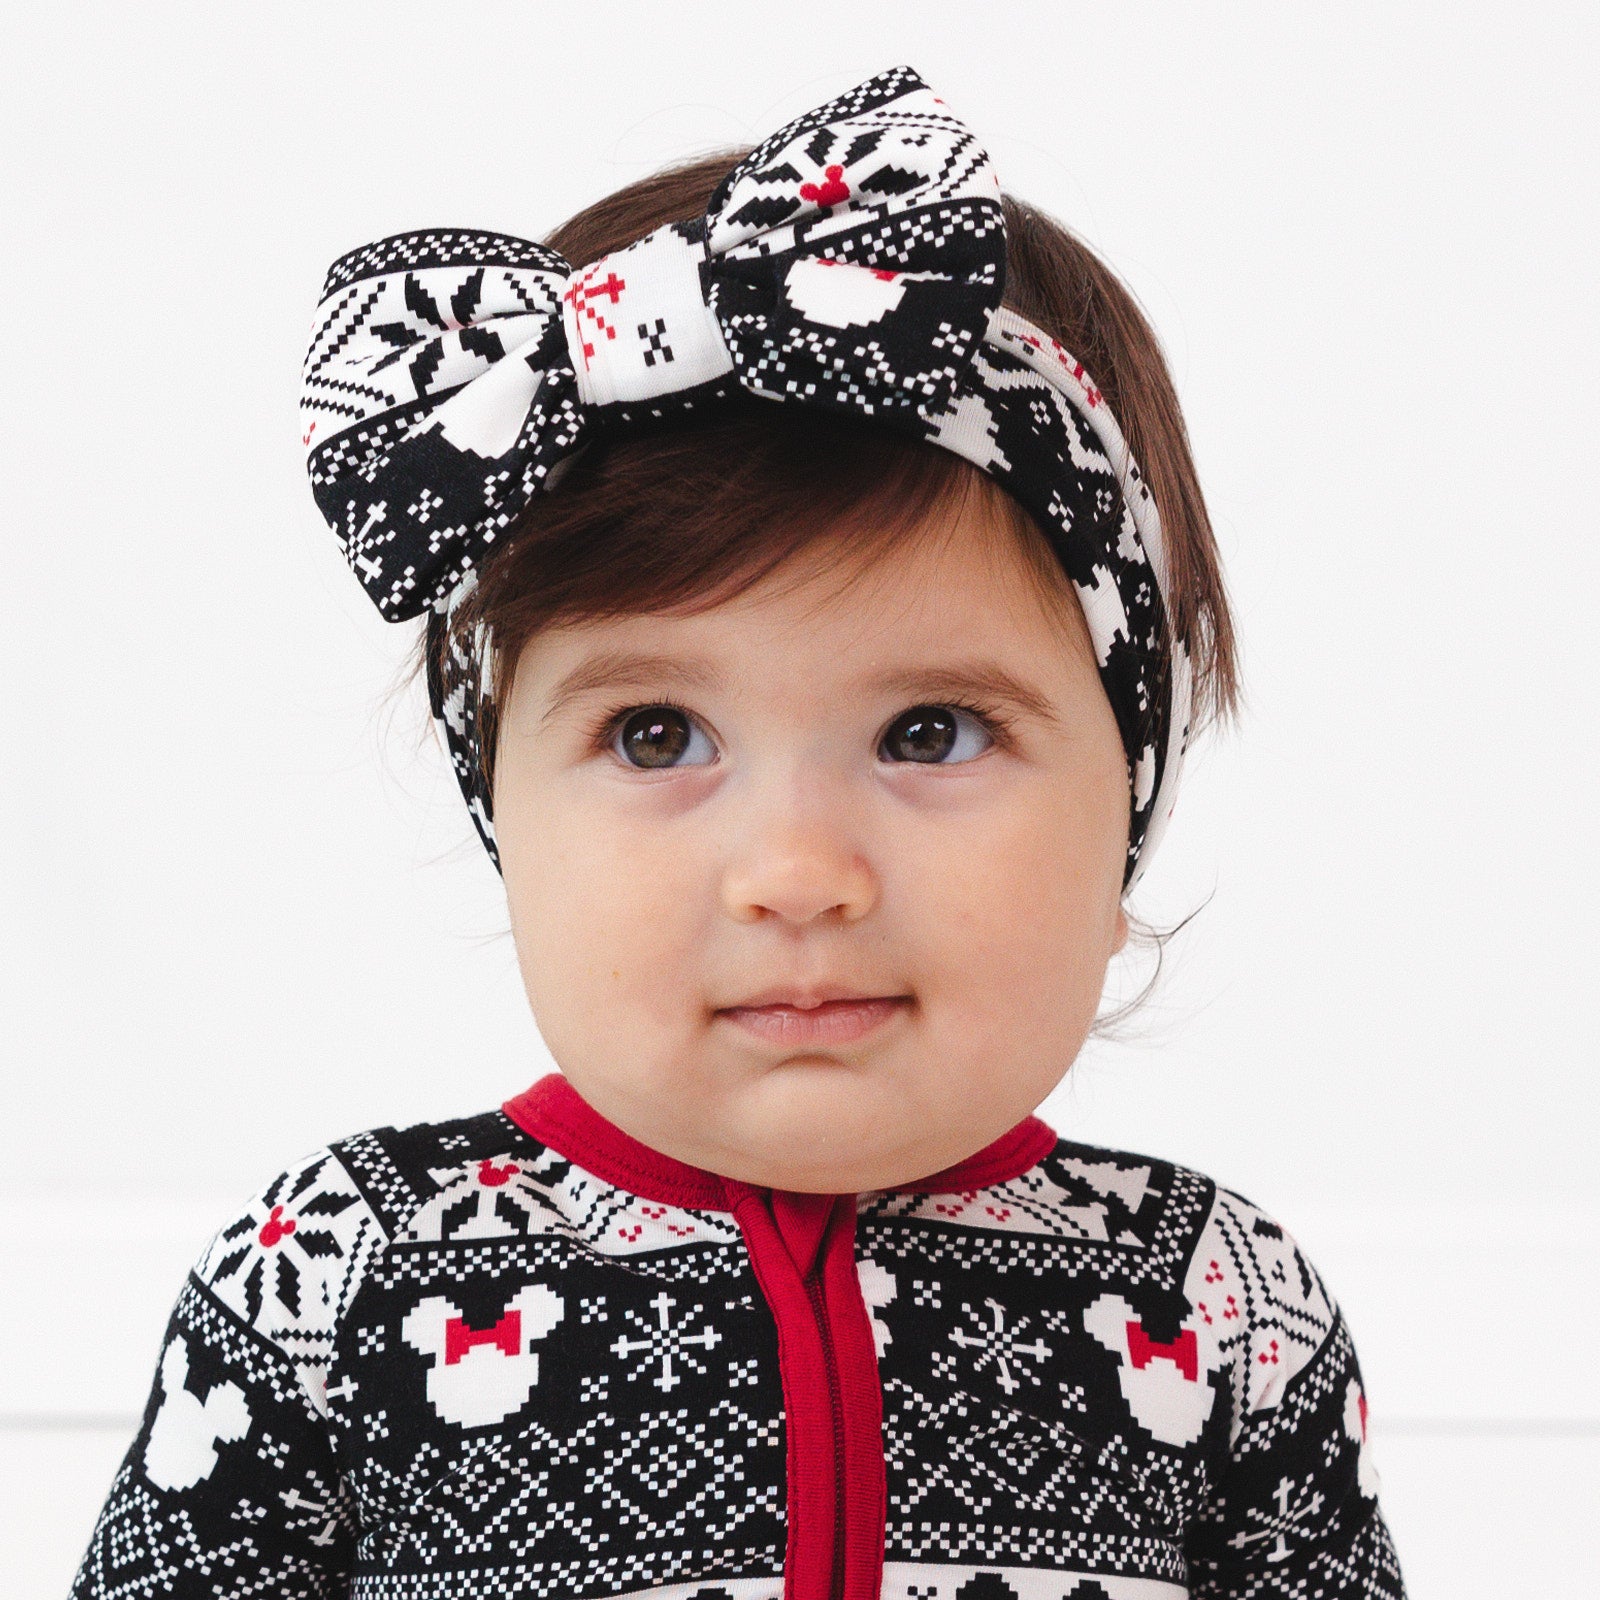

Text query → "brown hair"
[391,147,1242,1033]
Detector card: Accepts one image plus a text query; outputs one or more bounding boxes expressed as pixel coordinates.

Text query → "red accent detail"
[257,1205,296,1248]
[444,1310,522,1365]
[1124,1321,1199,1382]
[561,268,629,369]
[1257,1337,1281,1366]
[865,1127,1055,1193]
[799,164,849,207]
[723,1185,882,1600]
[818,259,898,282]
[476,1158,520,1187]
[502,1072,1055,1212]
[1010,330,1104,407]
[496,1077,1055,1600]
[1358,1390,1368,1440]
[505,1074,729,1210]
[301,421,317,447]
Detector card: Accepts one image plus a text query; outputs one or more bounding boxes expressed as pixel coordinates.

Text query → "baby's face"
[492,491,1130,1192]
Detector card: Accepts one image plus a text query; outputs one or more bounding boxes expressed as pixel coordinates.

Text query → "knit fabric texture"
[71,1074,1406,1598]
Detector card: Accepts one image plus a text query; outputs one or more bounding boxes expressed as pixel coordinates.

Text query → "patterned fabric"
[298,64,1193,893]
[71,1076,1407,1599]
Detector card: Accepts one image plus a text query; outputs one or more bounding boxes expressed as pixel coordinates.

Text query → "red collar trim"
[502,1071,1057,1211]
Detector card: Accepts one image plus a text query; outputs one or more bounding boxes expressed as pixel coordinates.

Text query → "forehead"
[510,489,1098,711]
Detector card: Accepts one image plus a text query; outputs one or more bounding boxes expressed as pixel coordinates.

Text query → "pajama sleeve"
[1182,1185,1408,1597]
[69,1146,382,1599]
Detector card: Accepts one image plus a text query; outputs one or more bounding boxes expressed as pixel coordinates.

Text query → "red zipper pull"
[766,1188,842,1279]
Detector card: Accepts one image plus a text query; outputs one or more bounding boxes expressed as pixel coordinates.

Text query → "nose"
[719,779,879,927]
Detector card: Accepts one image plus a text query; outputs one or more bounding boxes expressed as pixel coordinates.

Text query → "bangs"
[446,396,1099,795]
[484,402,980,619]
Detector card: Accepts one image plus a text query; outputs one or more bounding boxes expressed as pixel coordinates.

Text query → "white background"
[4,3,1597,1593]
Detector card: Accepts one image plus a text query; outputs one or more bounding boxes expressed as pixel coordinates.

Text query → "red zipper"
[707,1182,887,1600]
[501,1075,1055,1600]
[805,1269,847,1600]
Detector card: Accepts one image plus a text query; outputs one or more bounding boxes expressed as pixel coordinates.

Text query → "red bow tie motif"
[1125,1320,1199,1383]
[444,1310,521,1365]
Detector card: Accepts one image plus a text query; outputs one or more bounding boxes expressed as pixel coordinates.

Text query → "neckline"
[502,1070,1057,1212]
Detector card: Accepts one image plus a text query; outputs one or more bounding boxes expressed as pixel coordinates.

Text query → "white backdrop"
[4,4,1597,1594]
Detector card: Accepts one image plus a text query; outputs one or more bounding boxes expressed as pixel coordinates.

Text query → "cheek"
[897,776,1122,993]
[499,784,710,1020]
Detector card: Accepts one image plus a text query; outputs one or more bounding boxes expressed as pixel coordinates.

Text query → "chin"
[766,1106,934,1185]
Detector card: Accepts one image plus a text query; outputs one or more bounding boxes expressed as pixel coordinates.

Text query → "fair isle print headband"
[298,64,1194,892]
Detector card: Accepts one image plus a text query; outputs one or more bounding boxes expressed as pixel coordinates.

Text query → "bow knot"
[560,222,734,408]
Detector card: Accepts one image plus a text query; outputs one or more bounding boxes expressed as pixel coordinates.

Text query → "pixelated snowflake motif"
[948,1296,1053,1395]
[609,1290,723,1392]
[1225,1471,1328,1562]
[407,1153,565,1241]
[204,1154,359,1325]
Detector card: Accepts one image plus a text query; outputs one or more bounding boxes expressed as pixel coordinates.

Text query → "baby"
[71,65,1406,1600]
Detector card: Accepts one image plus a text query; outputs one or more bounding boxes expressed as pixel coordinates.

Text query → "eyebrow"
[537,649,1063,731]
[538,651,722,731]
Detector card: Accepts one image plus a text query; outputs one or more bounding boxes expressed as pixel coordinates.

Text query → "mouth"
[713,994,912,1047]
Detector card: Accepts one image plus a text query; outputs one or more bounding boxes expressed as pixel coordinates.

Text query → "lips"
[714,991,911,1047]
[721,983,899,1010]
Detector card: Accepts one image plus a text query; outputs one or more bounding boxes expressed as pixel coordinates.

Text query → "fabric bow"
[298,63,1192,894]
[299,63,1005,624]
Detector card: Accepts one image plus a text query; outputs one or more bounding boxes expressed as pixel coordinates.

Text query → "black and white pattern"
[298,64,1193,891]
[71,1105,1405,1598]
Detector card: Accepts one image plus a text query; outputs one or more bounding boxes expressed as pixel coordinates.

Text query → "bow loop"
[704,64,998,251]
[702,65,1006,417]
[301,231,585,621]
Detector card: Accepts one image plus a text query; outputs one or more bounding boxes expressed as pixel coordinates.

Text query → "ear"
[159,1336,190,1395]
[401,1296,463,1360]
[509,1283,565,1343]
[202,1380,253,1445]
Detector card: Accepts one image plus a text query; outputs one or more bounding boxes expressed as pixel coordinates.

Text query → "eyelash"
[584,695,1018,763]
[582,697,695,756]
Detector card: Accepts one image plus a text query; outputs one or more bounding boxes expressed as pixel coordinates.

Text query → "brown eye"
[613,706,714,769]
[878,704,994,765]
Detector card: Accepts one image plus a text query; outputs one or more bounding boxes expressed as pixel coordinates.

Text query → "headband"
[298,63,1192,892]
